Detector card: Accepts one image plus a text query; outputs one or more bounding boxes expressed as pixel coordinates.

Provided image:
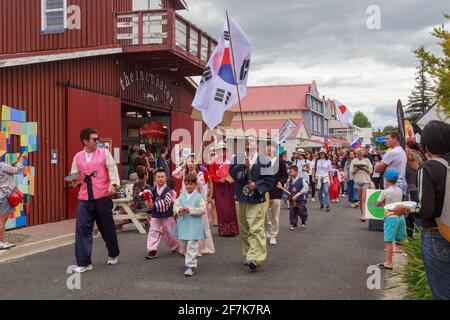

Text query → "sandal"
[377,263,393,271]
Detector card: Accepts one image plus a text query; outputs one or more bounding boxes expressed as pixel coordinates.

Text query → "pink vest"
[75,148,110,201]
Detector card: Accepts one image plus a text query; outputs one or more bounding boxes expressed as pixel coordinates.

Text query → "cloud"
[181,0,449,127]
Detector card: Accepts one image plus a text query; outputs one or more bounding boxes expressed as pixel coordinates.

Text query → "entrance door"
[66,88,122,219]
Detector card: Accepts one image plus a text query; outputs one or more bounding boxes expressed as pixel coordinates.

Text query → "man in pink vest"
[70,128,121,273]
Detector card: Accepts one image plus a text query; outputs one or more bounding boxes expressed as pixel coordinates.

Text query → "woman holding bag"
[0,152,27,250]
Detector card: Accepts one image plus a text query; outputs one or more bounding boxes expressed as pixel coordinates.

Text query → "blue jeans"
[347,180,359,203]
[318,179,330,208]
[422,230,450,300]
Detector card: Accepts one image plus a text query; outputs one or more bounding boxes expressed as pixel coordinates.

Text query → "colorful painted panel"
[1,105,38,229]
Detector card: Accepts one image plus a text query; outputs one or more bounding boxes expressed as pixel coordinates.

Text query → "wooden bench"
[112,198,149,234]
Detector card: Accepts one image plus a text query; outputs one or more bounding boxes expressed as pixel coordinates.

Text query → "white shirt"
[270,156,278,167]
[185,191,195,202]
[381,146,407,178]
[85,151,93,164]
[249,152,259,170]
[295,159,309,172]
[315,159,332,178]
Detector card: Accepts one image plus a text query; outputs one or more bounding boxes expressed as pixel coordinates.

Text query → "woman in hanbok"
[209,142,239,237]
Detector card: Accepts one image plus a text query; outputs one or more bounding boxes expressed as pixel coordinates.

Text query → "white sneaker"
[184,267,195,276]
[269,237,277,245]
[0,241,14,250]
[107,257,119,265]
[265,231,271,239]
[73,265,93,273]
[311,198,315,202]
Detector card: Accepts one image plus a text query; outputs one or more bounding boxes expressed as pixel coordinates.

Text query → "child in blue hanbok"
[173,174,207,276]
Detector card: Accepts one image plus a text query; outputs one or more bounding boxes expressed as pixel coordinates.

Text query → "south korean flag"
[192,15,252,129]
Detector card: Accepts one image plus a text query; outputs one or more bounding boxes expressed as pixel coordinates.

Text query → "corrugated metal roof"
[230,84,312,112]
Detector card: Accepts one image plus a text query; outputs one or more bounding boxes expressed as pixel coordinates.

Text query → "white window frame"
[41,0,68,33]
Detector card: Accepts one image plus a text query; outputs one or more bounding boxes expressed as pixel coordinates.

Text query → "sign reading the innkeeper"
[120,68,174,105]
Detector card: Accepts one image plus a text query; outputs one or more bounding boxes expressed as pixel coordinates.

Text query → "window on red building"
[41,0,67,33]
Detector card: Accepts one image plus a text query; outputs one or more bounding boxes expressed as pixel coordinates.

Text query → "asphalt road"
[0,199,386,300]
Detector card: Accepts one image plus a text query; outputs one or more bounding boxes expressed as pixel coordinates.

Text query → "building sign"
[277,119,297,143]
[120,68,174,105]
[51,149,58,165]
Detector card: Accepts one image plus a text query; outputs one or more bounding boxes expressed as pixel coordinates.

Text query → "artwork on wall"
[1,105,38,229]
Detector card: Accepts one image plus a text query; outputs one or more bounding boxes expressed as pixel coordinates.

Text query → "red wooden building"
[0,0,216,227]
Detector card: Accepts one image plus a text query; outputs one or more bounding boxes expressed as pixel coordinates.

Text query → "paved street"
[0,200,385,300]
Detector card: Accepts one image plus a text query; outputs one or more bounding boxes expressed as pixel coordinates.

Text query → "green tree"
[415,13,450,117]
[406,47,434,123]
[352,111,372,128]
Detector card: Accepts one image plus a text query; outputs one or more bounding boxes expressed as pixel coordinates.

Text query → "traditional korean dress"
[173,190,206,269]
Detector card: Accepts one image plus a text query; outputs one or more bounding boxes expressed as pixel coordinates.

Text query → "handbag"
[7,187,24,207]
[1,186,24,208]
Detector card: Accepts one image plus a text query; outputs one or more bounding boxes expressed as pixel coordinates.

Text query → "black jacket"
[268,157,289,200]
[230,153,275,204]
[415,154,450,228]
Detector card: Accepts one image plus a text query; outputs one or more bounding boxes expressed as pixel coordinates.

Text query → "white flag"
[335,100,353,124]
[192,15,252,129]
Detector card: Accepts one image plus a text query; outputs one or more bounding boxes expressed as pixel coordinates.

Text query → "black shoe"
[326,207,330,212]
[145,251,158,259]
[247,261,259,272]
[320,205,324,210]
[244,260,249,266]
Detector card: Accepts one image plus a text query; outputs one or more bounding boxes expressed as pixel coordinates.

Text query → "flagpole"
[226,11,246,141]
[226,10,252,182]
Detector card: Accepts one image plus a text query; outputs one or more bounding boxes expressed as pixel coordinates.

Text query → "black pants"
[75,197,120,267]
[289,201,308,227]
[372,177,383,190]
[406,190,419,237]
[309,175,315,198]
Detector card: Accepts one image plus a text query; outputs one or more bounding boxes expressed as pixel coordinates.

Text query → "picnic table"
[112,197,148,234]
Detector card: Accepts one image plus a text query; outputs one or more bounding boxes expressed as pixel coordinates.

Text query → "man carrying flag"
[192,14,252,129]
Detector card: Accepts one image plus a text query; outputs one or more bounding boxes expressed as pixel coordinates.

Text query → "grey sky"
[181,0,450,128]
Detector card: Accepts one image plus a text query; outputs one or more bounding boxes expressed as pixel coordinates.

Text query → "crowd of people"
[65,122,450,298]
[1,120,448,299]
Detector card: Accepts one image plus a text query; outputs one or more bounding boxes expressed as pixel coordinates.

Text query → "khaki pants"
[265,199,281,238]
[182,240,199,268]
[235,202,267,265]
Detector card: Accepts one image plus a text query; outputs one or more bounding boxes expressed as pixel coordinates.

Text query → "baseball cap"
[384,169,399,183]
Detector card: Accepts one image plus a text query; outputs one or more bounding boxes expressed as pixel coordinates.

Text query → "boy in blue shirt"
[376,169,406,270]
